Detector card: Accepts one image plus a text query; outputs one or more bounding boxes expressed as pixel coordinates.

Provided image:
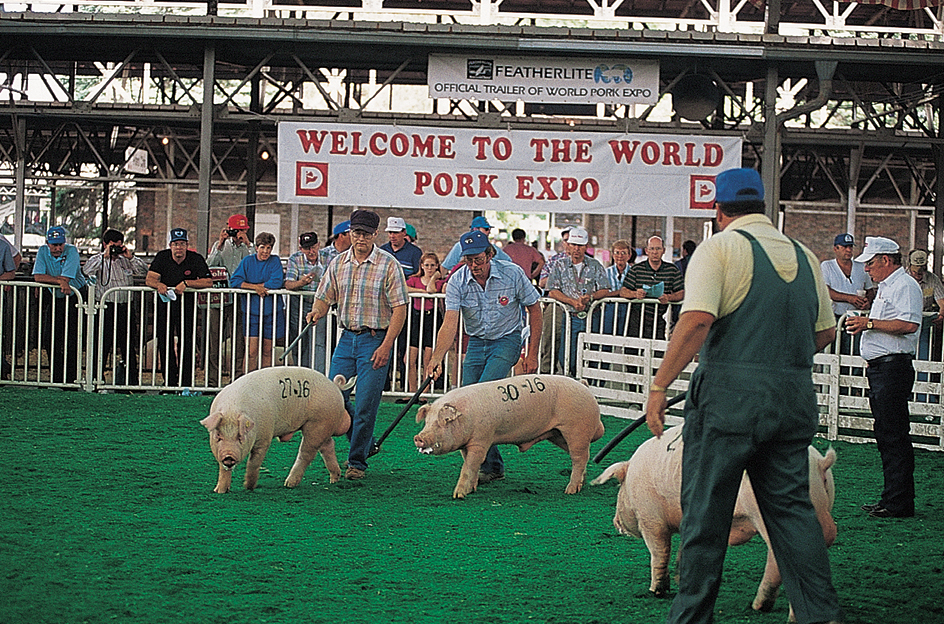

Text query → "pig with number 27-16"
[414,374,604,498]
[200,367,353,493]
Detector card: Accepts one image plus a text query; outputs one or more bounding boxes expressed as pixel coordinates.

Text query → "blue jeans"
[328,329,391,471]
[462,333,522,475]
[558,314,586,376]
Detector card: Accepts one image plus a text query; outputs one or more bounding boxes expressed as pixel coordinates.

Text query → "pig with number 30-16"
[200,367,354,493]
[413,374,605,498]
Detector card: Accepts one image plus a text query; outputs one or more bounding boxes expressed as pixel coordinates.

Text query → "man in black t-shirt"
[145,228,213,387]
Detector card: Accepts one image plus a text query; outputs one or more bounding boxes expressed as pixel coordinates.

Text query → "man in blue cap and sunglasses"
[645,168,844,624]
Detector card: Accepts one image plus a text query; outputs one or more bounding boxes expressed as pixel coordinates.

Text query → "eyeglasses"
[865,255,885,267]
[463,254,489,267]
[350,230,375,240]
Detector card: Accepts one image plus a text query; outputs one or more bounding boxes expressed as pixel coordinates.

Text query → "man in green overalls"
[645,168,844,624]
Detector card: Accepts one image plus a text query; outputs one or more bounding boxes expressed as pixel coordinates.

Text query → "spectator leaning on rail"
[620,235,684,340]
[846,237,923,519]
[0,235,22,380]
[644,167,844,624]
[305,209,409,481]
[230,231,286,373]
[83,228,149,385]
[32,226,88,385]
[425,229,543,484]
[206,213,254,383]
[544,226,610,377]
[145,228,214,388]
[904,248,944,363]
[284,231,327,372]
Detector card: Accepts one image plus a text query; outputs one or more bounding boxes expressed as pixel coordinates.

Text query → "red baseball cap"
[227,214,249,230]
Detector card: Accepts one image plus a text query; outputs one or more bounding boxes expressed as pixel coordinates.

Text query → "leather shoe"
[860,502,883,513]
[345,466,366,480]
[868,506,914,518]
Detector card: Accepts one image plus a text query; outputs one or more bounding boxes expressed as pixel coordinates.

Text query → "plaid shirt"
[285,251,323,293]
[545,255,609,314]
[319,244,342,268]
[315,245,409,330]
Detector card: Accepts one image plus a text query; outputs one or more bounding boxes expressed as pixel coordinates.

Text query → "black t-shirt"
[148,249,212,287]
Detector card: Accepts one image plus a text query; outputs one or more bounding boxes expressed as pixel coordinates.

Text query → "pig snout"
[413,434,439,455]
[221,454,238,470]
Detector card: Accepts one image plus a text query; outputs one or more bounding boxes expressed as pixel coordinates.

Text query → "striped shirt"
[315,245,409,330]
[605,263,632,291]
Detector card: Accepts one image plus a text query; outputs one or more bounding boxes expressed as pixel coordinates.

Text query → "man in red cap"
[205,214,254,384]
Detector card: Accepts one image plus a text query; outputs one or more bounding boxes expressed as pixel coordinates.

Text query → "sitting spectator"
[284,231,326,372]
[620,235,684,339]
[545,226,609,376]
[32,226,88,384]
[83,228,149,385]
[505,228,545,283]
[231,231,286,371]
[404,252,447,402]
[145,228,214,387]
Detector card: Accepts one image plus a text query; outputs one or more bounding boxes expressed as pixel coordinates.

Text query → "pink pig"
[200,366,353,493]
[414,374,605,498]
[593,424,837,617]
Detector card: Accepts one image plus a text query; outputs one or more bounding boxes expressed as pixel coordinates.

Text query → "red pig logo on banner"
[690,175,716,210]
[296,162,329,197]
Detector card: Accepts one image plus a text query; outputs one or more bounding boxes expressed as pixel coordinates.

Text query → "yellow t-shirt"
[681,214,835,333]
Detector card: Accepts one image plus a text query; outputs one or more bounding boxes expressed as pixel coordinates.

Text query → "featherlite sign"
[427,54,660,105]
[277,122,742,216]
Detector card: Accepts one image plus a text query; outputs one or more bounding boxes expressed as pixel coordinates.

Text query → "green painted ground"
[1,386,941,624]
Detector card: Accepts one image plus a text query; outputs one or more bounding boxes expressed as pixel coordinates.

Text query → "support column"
[246,74,261,232]
[847,145,861,237]
[763,64,780,224]
[196,44,216,256]
[935,94,944,275]
[14,117,26,250]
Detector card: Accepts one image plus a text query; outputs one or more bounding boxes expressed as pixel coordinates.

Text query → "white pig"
[593,424,837,617]
[413,374,604,499]
[200,367,353,493]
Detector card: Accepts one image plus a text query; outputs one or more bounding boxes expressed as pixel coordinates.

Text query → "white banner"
[277,122,743,216]
[428,54,660,105]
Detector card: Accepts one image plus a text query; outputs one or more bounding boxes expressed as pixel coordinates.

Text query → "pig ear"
[441,404,460,424]
[200,412,222,431]
[238,414,255,438]
[415,404,428,423]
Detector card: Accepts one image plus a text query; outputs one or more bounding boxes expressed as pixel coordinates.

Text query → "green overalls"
[666,231,843,624]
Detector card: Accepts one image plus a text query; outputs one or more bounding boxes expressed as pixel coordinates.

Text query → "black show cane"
[368,374,434,457]
[592,392,687,464]
[279,320,314,362]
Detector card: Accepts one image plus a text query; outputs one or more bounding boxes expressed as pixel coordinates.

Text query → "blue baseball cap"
[714,168,764,204]
[333,220,350,236]
[470,216,491,230]
[834,233,854,247]
[169,228,189,243]
[460,230,490,256]
[45,226,66,245]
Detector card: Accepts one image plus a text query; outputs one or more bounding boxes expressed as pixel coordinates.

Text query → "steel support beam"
[197,44,216,255]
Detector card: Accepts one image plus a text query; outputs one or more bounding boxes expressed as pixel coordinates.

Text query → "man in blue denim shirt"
[426,230,542,483]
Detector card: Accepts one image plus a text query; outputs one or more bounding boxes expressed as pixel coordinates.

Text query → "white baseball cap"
[855,236,900,263]
[568,227,589,246]
[385,217,407,232]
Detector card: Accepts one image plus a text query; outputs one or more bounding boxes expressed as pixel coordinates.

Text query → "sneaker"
[477,471,505,484]
[345,466,366,480]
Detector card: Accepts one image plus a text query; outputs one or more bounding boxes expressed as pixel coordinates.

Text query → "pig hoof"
[564,483,583,494]
[284,477,300,488]
[329,474,340,484]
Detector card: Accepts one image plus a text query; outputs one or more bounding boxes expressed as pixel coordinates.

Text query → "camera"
[227,229,240,238]
[109,244,126,257]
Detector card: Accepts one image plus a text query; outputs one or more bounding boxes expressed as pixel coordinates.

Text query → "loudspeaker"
[671,74,721,121]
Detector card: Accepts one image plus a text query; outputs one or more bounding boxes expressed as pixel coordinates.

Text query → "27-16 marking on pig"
[498,376,547,402]
[279,377,311,399]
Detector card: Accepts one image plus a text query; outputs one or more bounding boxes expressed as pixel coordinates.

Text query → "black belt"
[343,326,385,335]
[867,353,913,366]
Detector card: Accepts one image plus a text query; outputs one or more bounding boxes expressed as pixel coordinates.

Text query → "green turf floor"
[1,385,942,624]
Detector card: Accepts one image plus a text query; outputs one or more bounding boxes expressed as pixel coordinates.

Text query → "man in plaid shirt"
[307,210,409,480]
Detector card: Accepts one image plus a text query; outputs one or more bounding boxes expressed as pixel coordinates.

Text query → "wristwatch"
[866,319,874,330]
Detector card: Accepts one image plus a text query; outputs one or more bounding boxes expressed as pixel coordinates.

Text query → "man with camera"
[83,228,149,385]
[205,214,254,384]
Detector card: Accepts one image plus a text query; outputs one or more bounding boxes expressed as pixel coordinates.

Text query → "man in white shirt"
[820,233,873,319]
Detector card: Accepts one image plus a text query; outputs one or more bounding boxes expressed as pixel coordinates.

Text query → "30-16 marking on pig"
[279,377,311,399]
[498,376,547,402]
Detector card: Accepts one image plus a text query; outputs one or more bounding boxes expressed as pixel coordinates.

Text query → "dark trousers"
[866,356,916,514]
[155,296,197,387]
[40,289,85,384]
